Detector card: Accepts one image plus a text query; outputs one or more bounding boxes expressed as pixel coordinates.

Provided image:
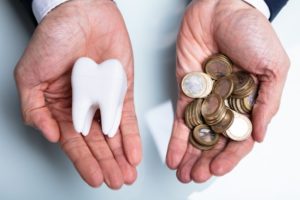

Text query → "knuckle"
[61,137,86,153]
[111,146,123,158]
[22,110,33,126]
[272,103,280,116]
[13,64,22,81]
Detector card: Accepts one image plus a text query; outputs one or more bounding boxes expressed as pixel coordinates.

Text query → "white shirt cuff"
[242,0,271,19]
[32,0,70,23]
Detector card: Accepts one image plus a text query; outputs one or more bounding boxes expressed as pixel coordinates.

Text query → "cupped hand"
[166,0,290,183]
[14,0,141,189]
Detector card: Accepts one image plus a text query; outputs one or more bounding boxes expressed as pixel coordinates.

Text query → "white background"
[0,0,299,199]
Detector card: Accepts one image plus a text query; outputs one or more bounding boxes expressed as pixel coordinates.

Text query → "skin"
[14,0,142,189]
[166,0,290,183]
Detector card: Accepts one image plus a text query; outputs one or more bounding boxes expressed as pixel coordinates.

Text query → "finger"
[106,131,137,185]
[191,137,227,183]
[120,90,142,166]
[16,82,60,142]
[59,122,103,187]
[252,79,285,142]
[30,107,60,142]
[85,121,124,190]
[166,94,192,169]
[176,144,202,183]
[210,137,254,176]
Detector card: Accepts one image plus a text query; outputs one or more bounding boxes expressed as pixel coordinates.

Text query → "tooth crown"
[71,57,128,137]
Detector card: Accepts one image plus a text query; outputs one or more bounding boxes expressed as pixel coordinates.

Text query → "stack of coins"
[201,93,227,126]
[181,54,257,150]
[227,72,257,114]
[184,99,204,129]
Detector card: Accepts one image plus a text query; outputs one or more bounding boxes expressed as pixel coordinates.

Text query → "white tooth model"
[71,57,127,137]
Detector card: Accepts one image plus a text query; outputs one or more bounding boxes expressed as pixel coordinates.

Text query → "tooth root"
[107,105,123,137]
[72,97,96,135]
[99,103,123,137]
[82,105,98,136]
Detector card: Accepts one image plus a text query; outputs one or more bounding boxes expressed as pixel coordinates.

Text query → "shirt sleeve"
[32,0,69,23]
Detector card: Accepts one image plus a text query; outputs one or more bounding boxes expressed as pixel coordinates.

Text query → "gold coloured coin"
[224,99,229,107]
[201,93,224,118]
[206,107,227,126]
[211,109,234,133]
[236,98,248,114]
[193,99,204,125]
[184,102,194,129]
[189,132,215,151]
[191,100,199,126]
[193,125,220,146]
[204,54,233,80]
[213,76,234,99]
[242,86,258,112]
[231,71,255,98]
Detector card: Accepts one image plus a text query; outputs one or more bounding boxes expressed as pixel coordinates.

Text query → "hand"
[166,0,290,183]
[14,0,141,189]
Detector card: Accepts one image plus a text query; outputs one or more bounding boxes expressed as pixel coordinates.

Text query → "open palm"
[15,0,141,188]
[167,0,289,183]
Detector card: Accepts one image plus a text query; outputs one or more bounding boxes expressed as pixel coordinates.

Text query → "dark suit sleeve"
[264,0,289,21]
[20,0,33,12]
[19,0,37,24]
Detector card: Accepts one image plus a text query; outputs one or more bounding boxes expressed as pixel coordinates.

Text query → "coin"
[224,99,229,107]
[189,101,197,127]
[189,132,215,151]
[211,109,234,133]
[226,111,252,141]
[193,99,204,125]
[201,93,224,118]
[183,54,257,146]
[184,102,194,129]
[213,76,234,99]
[236,98,248,114]
[202,73,214,97]
[204,54,233,80]
[232,98,239,112]
[206,107,227,126]
[181,72,212,98]
[193,124,220,146]
[231,71,255,98]
[242,86,258,112]
[202,93,228,125]
[227,97,233,110]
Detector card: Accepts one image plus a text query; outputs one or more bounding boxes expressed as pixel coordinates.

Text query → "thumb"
[14,68,60,143]
[251,77,285,142]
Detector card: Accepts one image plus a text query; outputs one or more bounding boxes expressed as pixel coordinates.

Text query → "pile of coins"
[227,71,257,114]
[182,54,258,150]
